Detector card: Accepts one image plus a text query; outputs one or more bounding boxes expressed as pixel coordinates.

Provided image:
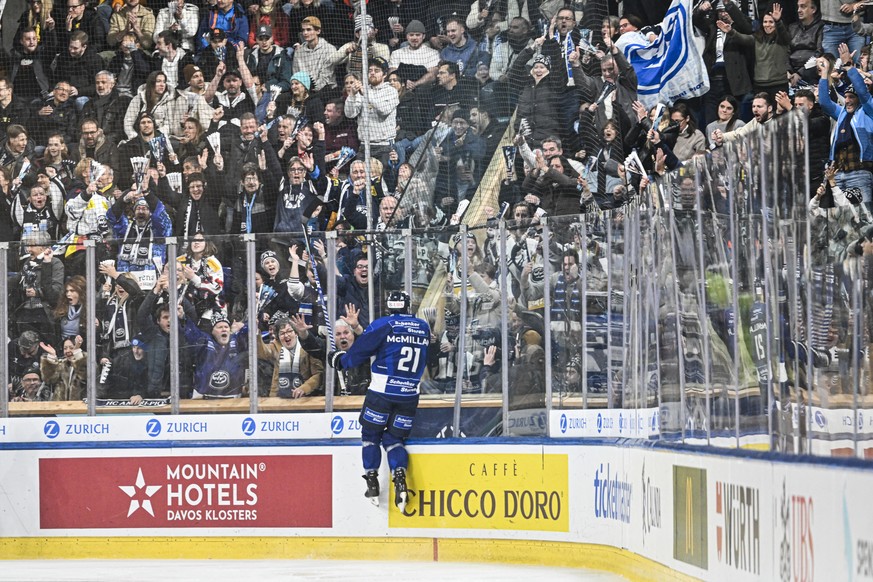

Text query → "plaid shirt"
[835,140,873,173]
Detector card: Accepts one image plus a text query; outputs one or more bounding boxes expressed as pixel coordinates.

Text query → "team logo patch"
[393,414,414,431]
[363,408,388,426]
[209,370,230,390]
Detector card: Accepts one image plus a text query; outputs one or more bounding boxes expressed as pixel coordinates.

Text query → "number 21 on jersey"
[397,346,421,372]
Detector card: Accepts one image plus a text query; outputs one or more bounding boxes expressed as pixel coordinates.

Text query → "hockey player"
[329,291,429,510]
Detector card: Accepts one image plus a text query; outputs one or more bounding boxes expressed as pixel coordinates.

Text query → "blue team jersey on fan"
[340,314,430,399]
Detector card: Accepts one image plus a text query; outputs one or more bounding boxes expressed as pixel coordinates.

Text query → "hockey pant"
[359,390,419,472]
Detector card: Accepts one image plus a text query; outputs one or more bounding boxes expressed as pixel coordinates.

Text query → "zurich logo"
[814,410,826,428]
[559,414,568,434]
[618,412,623,433]
[43,420,60,439]
[331,416,344,435]
[145,419,162,437]
[241,417,256,436]
[597,413,603,434]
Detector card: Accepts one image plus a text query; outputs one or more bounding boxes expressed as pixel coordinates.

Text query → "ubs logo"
[145,419,162,437]
[44,420,60,439]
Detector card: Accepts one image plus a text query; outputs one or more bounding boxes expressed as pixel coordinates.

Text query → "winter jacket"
[788,16,824,81]
[123,86,192,140]
[52,47,105,97]
[246,46,294,92]
[514,76,563,143]
[727,22,791,88]
[98,348,150,399]
[41,349,87,401]
[197,3,249,49]
[108,4,157,49]
[183,316,249,398]
[256,336,324,397]
[299,331,370,395]
[107,190,174,272]
[819,68,873,163]
[694,2,754,97]
[136,289,170,396]
[80,91,131,146]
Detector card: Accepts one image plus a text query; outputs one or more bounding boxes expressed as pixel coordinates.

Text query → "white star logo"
[118,468,162,517]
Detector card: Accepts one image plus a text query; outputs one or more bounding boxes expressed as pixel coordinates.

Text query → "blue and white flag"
[615,0,709,109]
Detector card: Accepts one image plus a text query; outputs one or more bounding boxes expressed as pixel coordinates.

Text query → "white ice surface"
[0,559,627,581]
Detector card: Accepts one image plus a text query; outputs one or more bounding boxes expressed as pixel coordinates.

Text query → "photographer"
[14,232,65,340]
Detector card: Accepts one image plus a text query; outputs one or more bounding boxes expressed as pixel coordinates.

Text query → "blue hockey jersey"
[339,314,430,399]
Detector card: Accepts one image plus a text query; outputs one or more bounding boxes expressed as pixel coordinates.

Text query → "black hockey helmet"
[386,290,410,314]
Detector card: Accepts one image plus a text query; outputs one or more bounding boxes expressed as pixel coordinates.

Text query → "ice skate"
[393,467,408,512]
[363,470,380,506]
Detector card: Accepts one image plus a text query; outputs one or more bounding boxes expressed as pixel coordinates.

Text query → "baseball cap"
[256,24,272,39]
[208,28,226,41]
[301,16,321,30]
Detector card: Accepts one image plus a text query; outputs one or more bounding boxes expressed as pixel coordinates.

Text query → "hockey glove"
[328,350,347,370]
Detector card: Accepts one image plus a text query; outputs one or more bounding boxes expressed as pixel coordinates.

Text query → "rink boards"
[0,414,871,581]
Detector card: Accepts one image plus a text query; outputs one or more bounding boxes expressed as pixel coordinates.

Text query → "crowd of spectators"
[0,0,868,405]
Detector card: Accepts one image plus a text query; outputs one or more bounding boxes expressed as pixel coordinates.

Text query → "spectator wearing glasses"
[32,81,77,145]
[13,365,53,402]
[338,256,372,327]
[60,0,106,53]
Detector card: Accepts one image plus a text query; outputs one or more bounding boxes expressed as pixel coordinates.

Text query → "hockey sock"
[383,432,408,471]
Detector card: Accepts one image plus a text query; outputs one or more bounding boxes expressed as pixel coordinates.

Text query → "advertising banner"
[389,453,569,532]
[39,455,332,529]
